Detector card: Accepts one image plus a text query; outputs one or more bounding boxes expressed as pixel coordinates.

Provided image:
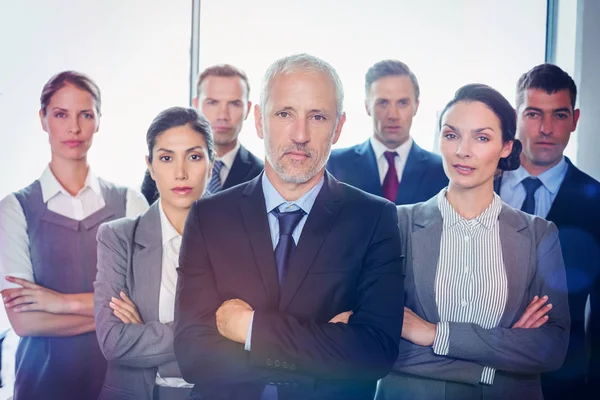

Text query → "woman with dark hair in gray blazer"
[376,84,570,399]
[94,106,214,400]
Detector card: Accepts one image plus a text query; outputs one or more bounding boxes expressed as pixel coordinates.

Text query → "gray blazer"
[376,196,570,400]
[94,203,185,399]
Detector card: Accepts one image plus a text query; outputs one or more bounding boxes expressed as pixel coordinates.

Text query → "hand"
[109,291,143,324]
[512,295,552,329]
[216,299,253,344]
[401,307,437,347]
[3,276,69,313]
[329,311,353,324]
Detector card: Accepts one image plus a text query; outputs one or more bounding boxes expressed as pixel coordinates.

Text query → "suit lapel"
[132,203,163,322]
[223,145,250,190]
[279,172,343,310]
[410,197,442,322]
[546,159,575,222]
[240,174,280,305]
[354,140,383,197]
[396,142,427,205]
[498,204,531,326]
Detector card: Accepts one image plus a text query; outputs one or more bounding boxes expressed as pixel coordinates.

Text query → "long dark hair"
[438,83,522,171]
[141,107,215,204]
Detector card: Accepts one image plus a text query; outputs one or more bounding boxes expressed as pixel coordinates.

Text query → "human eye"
[312,114,327,121]
[443,132,457,140]
[189,154,203,161]
[277,111,290,118]
[54,112,66,118]
[476,136,490,142]
[555,113,569,120]
[524,111,540,119]
[82,112,94,119]
[159,155,172,162]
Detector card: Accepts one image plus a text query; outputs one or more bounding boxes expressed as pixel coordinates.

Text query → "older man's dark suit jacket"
[174,172,405,400]
[495,157,600,399]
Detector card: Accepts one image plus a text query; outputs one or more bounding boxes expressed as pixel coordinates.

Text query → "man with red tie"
[327,60,447,204]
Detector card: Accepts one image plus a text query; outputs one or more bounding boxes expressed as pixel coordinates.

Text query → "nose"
[456,138,472,159]
[217,103,230,121]
[175,159,188,181]
[290,118,309,144]
[388,105,400,120]
[540,114,553,136]
[68,115,81,134]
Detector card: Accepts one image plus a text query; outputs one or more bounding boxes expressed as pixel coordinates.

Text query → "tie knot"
[521,177,543,195]
[212,160,225,174]
[384,151,398,165]
[272,209,305,235]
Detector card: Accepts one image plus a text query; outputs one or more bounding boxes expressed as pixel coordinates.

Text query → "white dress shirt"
[369,136,413,185]
[0,166,149,290]
[215,140,241,185]
[155,202,192,388]
[431,189,508,385]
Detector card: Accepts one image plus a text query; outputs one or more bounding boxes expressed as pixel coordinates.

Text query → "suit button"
[282,361,288,369]
[266,358,273,366]
[290,363,297,371]
[274,360,281,367]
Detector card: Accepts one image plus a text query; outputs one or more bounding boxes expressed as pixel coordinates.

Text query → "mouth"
[213,126,231,133]
[535,141,556,146]
[284,151,310,161]
[172,187,193,195]
[63,140,84,148]
[384,126,402,132]
[453,164,475,175]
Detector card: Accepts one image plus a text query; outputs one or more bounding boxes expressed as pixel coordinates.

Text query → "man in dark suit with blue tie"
[193,64,264,195]
[494,63,600,399]
[175,54,405,400]
[327,60,447,205]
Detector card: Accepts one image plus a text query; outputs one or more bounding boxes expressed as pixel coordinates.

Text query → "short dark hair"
[439,83,522,172]
[196,64,250,99]
[365,60,420,101]
[40,71,101,116]
[516,63,577,110]
[146,106,215,163]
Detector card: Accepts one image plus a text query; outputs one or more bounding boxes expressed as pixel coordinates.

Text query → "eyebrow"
[155,146,205,153]
[524,106,572,115]
[443,124,495,134]
[50,107,94,113]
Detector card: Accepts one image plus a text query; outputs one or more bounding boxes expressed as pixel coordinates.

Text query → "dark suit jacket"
[174,172,405,400]
[494,158,600,399]
[222,144,264,190]
[376,196,570,400]
[326,139,448,205]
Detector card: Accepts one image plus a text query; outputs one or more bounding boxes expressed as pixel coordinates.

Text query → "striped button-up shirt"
[432,189,507,385]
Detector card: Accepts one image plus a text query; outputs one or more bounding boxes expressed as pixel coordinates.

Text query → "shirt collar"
[262,172,324,215]
[369,136,413,161]
[215,140,241,170]
[39,165,102,203]
[437,188,502,230]
[501,156,568,195]
[158,200,181,245]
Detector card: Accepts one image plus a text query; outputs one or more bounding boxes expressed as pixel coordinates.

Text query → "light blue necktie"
[206,160,224,194]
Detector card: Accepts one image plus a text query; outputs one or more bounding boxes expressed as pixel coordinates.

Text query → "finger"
[110,301,138,322]
[113,308,133,324]
[111,297,139,316]
[523,304,553,329]
[515,296,548,326]
[111,300,143,324]
[530,315,549,329]
[13,303,42,313]
[5,276,40,289]
[3,289,32,303]
[4,296,35,309]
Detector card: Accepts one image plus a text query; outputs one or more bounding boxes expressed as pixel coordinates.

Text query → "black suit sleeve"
[248,201,405,380]
[173,202,272,389]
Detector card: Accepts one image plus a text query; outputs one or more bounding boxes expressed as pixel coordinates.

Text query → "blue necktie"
[520,177,543,215]
[206,160,224,194]
[272,208,305,286]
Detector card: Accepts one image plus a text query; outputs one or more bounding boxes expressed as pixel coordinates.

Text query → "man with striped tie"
[194,64,263,195]
[495,64,600,399]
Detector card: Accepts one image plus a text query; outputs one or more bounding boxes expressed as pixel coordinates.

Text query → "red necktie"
[382,151,399,203]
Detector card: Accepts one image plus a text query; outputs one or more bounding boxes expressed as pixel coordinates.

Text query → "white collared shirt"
[0,166,149,290]
[215,140,241,185]
[369,136,413,185]
[155,201,192,388]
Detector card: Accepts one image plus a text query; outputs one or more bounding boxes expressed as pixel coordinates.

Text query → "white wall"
[574,0,600,180]
[199,0,548,160]
[0,0,192,199]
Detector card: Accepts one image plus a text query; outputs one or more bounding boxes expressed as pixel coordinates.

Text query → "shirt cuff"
[432,321,450,355]
[480,366,496,385]
[244,311,254,352]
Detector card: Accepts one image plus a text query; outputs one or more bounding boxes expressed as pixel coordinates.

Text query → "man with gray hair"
[174,53,405,399]
[327,59,447,205]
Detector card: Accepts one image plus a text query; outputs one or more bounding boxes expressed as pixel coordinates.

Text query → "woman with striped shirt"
[376,84,570,399]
